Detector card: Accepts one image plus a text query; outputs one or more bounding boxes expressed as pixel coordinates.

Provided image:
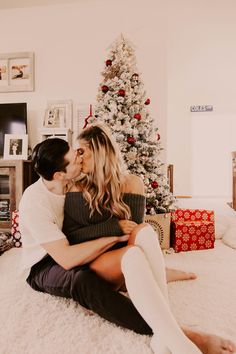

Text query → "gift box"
[11,210,22,248]
[171,209,215,252]
[145,213,171,249]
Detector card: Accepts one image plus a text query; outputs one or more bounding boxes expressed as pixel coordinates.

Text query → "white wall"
[2,0,236,199]
[0,0,167,153]
[167,0,236,197]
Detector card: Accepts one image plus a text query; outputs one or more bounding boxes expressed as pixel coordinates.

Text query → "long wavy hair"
[78,124,131,219]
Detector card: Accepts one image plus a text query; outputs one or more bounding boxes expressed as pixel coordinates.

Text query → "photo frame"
[43,108,60,128]
[3,134,28,160]
[0,52,34,92]
[47,100,72,129]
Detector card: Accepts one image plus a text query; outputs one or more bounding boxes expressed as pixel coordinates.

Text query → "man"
[19,138,152,334]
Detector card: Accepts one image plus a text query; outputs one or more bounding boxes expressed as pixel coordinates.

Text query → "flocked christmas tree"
[87,35,176,214]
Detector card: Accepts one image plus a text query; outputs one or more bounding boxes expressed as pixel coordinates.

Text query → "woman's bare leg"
[183,327,235,354]
[89,245,131,290]
[166,268,197,283]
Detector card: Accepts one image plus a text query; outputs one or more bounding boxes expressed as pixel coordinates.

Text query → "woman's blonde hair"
[78,124,131,219]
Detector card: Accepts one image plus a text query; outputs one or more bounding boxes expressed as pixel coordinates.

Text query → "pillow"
[214,214,235,239]
[222,226,236,249]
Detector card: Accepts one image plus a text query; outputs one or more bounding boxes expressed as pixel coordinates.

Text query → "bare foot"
[166,267,197,282]
[184,328,236,354]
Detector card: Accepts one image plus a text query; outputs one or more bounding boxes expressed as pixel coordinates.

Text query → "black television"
[0,103,27,157]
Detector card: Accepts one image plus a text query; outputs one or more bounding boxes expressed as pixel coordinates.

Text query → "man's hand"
[119,220,137,234]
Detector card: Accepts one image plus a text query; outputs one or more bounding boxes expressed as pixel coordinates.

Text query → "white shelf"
[39,128,73,145]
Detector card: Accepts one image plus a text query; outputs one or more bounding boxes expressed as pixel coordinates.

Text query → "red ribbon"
[83,104,93,129]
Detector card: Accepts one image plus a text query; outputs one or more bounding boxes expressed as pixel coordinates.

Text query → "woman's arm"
[63,215,123,244]
[123,174,146,222]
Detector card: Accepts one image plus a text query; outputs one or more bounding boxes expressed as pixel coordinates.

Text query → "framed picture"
[46,100,72,129]
[0,52,34,92]
[3,134,28,160]
[43,108,60,128]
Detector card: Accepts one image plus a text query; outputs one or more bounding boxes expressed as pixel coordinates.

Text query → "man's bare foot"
[184,327,236,354]
[166,267,197,283]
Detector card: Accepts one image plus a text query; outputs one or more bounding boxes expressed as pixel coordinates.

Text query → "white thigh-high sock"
[134,224,169,301]
[121,247,201,354]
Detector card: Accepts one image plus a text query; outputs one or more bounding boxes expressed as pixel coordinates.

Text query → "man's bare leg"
[166,268,197,283]
[183,326,236,354]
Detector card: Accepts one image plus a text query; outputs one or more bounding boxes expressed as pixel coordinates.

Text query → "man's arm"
[42,234,129,270]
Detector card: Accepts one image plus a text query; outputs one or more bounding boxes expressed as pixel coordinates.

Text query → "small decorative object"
[101,85,109,93]
[106,59,112,66]
[145,98,150,105]
[75,103,94,137]
[157,133,161,140]
[171,209,215,252]
[46,100,73,129]
[83,104,93,129]
[127,136,136,144]
[11,210,22,248]
[3,134,28,160]
[118,89,125,97]
[0,52,34,92]
[0,232,14,255]
[131,73,139,87]
[145,213,171,249]
[190,105,213,112]
[151,181,159,189]
[43,108,60,128]
[134,113,141,120]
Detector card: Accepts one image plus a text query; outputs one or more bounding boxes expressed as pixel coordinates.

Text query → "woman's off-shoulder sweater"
[63,192,146,245]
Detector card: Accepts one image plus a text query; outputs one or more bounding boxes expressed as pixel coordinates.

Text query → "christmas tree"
[88,35,176,214]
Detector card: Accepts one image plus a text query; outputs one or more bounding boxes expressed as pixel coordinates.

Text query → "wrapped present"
[171,209,215,252]
[145,213,171,249]
[11,210,22,248]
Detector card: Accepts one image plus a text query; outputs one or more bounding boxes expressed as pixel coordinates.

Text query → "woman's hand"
[119,220,137,234]
[117,234,130,242]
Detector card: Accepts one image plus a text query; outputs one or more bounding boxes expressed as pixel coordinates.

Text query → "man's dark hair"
[32,138,70,181]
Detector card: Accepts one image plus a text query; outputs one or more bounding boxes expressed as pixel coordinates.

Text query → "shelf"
[39,128,73,145]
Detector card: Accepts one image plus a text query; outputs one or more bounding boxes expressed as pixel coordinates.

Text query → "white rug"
[0,241,236,354]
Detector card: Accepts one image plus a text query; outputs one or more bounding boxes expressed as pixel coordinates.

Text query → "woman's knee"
[128,223,148,245]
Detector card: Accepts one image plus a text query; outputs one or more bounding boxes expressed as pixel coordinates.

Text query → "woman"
[63,124,235,354]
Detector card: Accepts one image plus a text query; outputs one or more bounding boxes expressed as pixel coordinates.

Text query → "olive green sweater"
[63,192,146,245]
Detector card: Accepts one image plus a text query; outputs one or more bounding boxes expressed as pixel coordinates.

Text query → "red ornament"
[106,59,112,66]
[101,85,109,93]
[157,133,161,140]
[151,181,159,189]
[134,113,141,120]
[127,136,136,144]
[118,89,125,97]
[145,98,151,105]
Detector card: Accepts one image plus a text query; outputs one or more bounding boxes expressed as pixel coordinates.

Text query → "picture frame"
[46,100,73,129]
[0,52,34,92]
[43,108,60,128]
[3,134,28,160]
